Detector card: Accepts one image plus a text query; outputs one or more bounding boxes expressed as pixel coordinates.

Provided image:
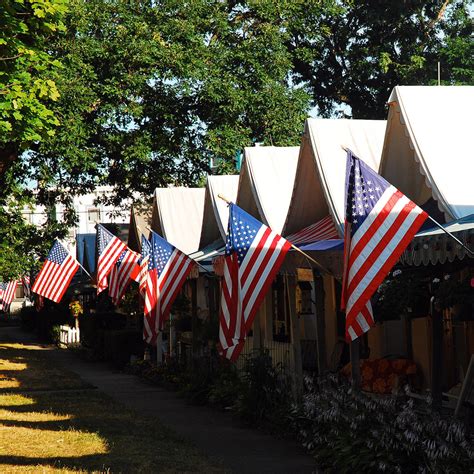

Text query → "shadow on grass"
[0,339,225,473]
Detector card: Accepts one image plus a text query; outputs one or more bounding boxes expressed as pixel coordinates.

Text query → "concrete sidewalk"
[2,327,316,474]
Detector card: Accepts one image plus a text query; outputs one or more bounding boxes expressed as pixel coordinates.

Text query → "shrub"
[291,375,474,473]
[236,349,292,428]
[50,324,61,346]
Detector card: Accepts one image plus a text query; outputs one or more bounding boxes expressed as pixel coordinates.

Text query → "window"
[272,276,291,343]
[87,208,101,223]
[297,281,314,315]
[16,285,24,299]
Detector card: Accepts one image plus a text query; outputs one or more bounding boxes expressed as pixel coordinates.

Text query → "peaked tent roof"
[236,146,299,235]
[199,175,239,248]
[151,187,205,254]
[284,119,386,236]
[128,205,152,253]
[379,86,474,221]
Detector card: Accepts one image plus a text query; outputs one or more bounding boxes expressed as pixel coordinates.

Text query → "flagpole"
[426,216,474,256]
[217,194,331,275]
[145,227,213,275]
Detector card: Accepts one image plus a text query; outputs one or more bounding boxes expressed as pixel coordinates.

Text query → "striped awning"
[286,215,340,246]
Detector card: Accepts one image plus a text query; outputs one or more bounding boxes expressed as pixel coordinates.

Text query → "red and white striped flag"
[0,281,18,312]
[140,236,157,344]
[108,248,140,306]
[148,230,194,334]
[96,224,127,294]
[341,150,428,341]
[32,241,79,303]
[286,215,340,245]
[219,203,291,361]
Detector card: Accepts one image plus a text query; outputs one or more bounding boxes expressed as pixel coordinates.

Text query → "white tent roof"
[200,175,239,247]
[151,187,205,254]
[236,146,299,235]
[284,119,386,236]
[379,86,474,221]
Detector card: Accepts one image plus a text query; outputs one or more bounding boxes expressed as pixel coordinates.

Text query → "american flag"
[96,224,127,294]
[0,281,18,312]
[32,241,79,303]
[139,235,152,298]
[22,276,31,299]
[108,248,140,306]
[148,231,195,334]
[140,235,157,344]
[219,203,291,361]
[341,150,428,341]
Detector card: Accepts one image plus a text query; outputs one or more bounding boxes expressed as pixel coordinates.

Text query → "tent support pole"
[426,216,473,256]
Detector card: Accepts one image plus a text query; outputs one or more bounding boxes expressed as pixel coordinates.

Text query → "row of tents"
[77,85,473,395]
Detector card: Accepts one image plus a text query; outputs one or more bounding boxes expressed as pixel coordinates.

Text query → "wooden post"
[350,338,361,391]
[287,274,303,400]
[252,306,262,351]
[313,273,327,375]
[191,278,198,363]
[431,296,443,410]
[156,332,163,365]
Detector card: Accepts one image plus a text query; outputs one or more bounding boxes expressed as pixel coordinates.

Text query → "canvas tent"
[379,86,474,221]
[199,175,239,248]
[284,118,386,237]
[237,146,299,235]
[128,205,152,253]
[151,187,205,255]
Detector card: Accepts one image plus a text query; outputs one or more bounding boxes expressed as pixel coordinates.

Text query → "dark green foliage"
[291,375,474,473]
[290,0,473,118]
[235,349,292,428]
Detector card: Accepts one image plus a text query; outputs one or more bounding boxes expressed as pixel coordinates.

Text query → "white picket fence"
[59,325,80,346]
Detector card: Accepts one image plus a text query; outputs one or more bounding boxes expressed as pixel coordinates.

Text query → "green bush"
[20,306,36,331]
[236,349,292,428]
[291,375,474,473]
[50,324,61,346]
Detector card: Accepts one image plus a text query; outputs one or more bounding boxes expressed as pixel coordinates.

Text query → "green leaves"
[0,0,68,160]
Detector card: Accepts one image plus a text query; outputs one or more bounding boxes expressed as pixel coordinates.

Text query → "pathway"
[1,327,316,474]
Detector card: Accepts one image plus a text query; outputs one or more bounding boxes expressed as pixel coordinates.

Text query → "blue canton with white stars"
[140,235,152,266]
[345,152,388,236]
[150,231,175,274]
[47,241,68,264]
[115,250,127,268]
[226,204,261,265]
[97,225,114,254]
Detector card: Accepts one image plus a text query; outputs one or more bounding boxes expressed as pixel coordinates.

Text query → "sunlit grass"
[0,343,90,392]
[0,338,225,473]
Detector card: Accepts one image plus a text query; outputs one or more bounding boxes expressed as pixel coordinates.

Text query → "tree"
[288,0,473,118]
[20,0,311,206]
[0,0,68,175]
[0,0,68,281]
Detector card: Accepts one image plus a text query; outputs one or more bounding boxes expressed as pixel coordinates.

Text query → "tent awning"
[200,175,238,248]
[237,146,299,234]
[380,86,474,220]
[151,187,205,254]
[284,118,386,236]
[400,214,474,266]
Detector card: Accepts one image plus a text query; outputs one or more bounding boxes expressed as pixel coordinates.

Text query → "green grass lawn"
[0,342,226,473]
